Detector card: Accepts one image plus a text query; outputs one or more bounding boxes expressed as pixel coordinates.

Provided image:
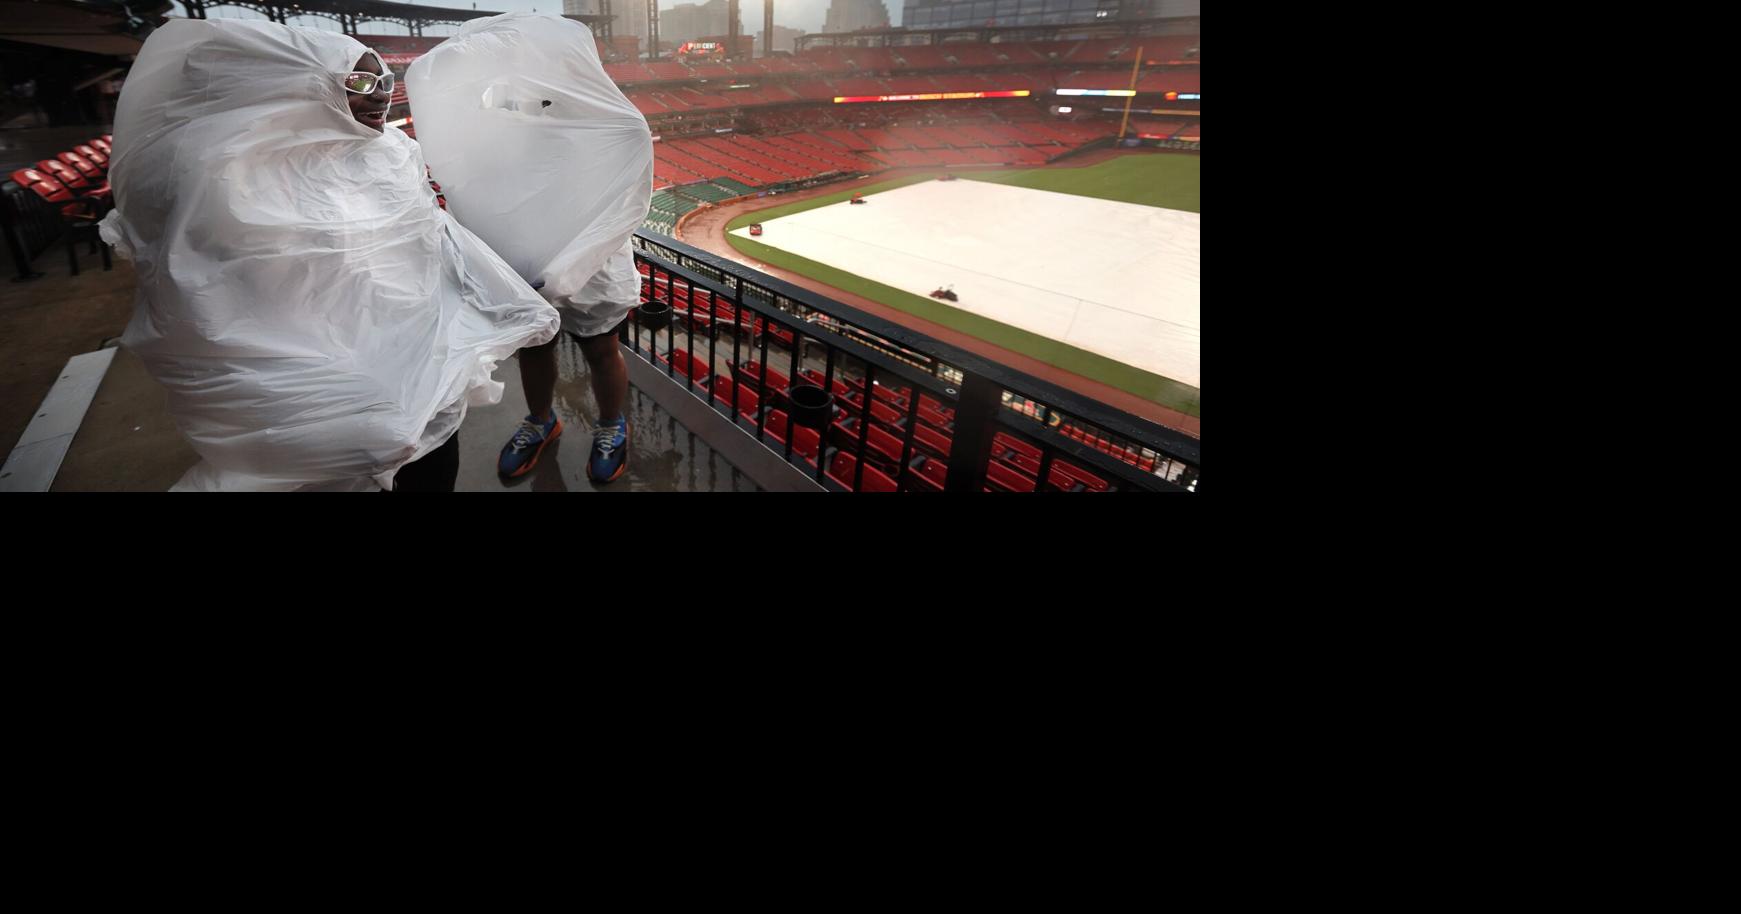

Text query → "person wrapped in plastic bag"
[407,13,654,484]
[98,19,559,491]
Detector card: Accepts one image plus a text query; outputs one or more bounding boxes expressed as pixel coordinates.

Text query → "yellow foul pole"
[1117,46,1144,141]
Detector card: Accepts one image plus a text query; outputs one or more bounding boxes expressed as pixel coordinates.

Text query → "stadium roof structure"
[174,0,506,36]
[795,15,1200,51]
[0,0,174,55]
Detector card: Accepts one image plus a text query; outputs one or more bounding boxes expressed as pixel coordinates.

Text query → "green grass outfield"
[723,155,1201,415]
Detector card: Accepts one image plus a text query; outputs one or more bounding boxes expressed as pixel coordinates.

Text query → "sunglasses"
[342,71,395,95]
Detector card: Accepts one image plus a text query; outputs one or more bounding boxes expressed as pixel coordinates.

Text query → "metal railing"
[622,230,1199,493]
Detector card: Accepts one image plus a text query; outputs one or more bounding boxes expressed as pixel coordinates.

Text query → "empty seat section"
[846,48,895,70]
[827,450,898,492]
[1066,39,1129,62]
[699,138,801,179]
[659,146,741,183]
[1141,36,1200,60]
[883,76,939,95]
[820,129,873,150]
[791,80,838,100]
[890,127,937,148]
[910,454,948,491]
[832,77,886,97]
[917,126,970,147]
[657,348,711,383]
[857,128,905,149]
[939,43,1002,66]
[927,73,993,93]
[760,411,822,462]
[731,360,790,393]
[832,417,911,469]
[1024,40,1078,62]
[985,460,1038,493]
[890,45,949,68]
[646,61,692,81]
[678,142,774,183]
[710,177,759,196]
[1135,69,1201,94]
[963,146,1012,164]
[711,377,762,417]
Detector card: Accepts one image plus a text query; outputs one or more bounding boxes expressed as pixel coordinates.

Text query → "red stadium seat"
[57,151,101,179]
[760,410,821,462]
[731,360,789,393]
[8,168,111,273]
[827,450,898,492]
[656,348,711,383]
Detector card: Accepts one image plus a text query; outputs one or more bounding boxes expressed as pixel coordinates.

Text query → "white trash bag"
[407,13,654,336]
[98,18,559,491]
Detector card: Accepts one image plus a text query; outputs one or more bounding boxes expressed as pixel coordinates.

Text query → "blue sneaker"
[588,417,630,483]
[498,412,562,479]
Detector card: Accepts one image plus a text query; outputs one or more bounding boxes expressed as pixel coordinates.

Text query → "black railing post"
[853,364,874,491]
[894,382,921,491]
[1035,446,1056,493]
[683,278,695,392]
[2,192,44,282]
[730,300,742,417]
[943,372,1000,493]
[756,318,770,439]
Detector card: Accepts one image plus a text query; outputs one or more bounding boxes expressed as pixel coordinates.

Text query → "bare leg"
[579,331,627,423]
[519,336,558,422]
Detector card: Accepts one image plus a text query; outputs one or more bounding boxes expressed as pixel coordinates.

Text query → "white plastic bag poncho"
[98,18,559,491]
[407,13,653,336]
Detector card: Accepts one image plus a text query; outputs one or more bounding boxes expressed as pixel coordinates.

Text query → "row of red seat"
[717,354,1107,492]
[622,69,1196,118]
[647,114,1121,189]
[640,269,796,346]
[10,139,112,213]
[643,309,1124,491]
[654,129,896,188]
[8,135,116,274]
[866,146,1051,168]
[648,349,873,489]
[635,256,1138,492]
[601,37,1199,86]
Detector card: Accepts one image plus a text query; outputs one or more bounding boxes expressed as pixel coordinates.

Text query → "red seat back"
[58,152,99,177]
[830,451,897,492]
[37,160,86,188]
[10,168,72,203]
[985,461,1037,493]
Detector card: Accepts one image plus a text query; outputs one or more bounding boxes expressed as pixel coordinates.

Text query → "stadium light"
[833,90,1030,104]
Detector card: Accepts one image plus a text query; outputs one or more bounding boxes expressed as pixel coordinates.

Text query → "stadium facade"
[900,0,1198,29]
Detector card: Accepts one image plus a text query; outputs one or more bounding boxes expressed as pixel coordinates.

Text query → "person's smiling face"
[347,53,391,132]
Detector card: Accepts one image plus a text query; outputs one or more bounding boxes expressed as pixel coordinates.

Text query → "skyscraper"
[822,0,891,33]
[658,0,743,45]
[757,25,806,54]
